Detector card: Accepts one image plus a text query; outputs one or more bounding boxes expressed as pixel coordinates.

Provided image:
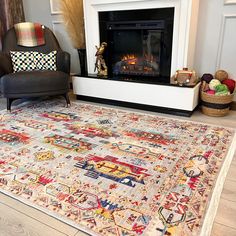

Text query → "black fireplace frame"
[99,7,174,84]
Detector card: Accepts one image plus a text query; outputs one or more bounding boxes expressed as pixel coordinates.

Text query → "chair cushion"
[10,51,57,72]
[1,70,69,96]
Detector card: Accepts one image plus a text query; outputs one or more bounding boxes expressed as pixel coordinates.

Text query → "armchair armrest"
[0,52,13,76]
[56,51,70,74]
[0,67,5,77]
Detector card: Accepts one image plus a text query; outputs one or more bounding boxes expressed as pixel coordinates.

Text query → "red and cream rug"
[0,100,235,236]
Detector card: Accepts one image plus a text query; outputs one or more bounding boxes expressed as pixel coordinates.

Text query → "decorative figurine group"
[94,42,108,76]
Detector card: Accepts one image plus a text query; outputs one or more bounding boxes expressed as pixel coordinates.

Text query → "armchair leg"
[7,98,15,111]
[63,93,71,107]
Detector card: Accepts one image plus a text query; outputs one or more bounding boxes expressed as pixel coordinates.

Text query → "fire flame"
[121,54,137,65]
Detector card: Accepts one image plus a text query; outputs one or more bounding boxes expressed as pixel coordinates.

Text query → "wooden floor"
[0,97,235,236]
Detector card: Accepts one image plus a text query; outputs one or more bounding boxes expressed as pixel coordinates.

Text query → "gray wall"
[23,0,53,29]
[23,0,80,74]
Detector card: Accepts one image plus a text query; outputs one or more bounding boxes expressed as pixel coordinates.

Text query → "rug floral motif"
[0,100,235,236]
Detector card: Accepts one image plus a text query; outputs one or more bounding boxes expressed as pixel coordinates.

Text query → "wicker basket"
[201,91,234,116]
[200,89,235,117]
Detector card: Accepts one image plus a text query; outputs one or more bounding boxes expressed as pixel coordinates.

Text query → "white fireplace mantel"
[83,0,200,76]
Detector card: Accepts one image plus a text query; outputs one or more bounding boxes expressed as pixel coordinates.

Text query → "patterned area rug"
[0,100,235,236]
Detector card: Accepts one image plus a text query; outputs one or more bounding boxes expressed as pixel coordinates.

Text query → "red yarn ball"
[206,90,215,95]
[222,79,235,93]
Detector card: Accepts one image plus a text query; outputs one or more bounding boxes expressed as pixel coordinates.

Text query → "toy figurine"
[94,42,108,76]
[171,68,198,86]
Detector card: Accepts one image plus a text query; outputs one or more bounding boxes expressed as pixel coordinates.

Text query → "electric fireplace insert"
[99,8,174,84]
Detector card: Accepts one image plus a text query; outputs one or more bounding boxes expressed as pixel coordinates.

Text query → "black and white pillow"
[10,51,37,72]
[34,51,57,71]
[10,51,57,72]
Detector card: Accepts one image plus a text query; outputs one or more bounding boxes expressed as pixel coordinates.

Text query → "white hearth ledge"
[73,76,200,111]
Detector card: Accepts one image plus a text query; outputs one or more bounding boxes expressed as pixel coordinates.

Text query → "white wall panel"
[217,15,236,78]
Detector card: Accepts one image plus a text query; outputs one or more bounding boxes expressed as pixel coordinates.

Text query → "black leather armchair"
[0,25,71,111]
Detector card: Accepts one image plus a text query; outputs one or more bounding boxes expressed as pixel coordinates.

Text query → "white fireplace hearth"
[72,0,200,115]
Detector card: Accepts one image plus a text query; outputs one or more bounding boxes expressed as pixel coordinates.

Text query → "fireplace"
[99,8,174,83]
[73,0,200,116]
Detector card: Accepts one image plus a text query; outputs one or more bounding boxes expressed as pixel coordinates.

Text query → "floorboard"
[221,179,236,202]
[0,203,67,236]
[0,194,78,236]
[211,223,236,236]
[214,198,236,230]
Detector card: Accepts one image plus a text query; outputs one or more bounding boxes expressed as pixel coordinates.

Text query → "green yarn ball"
[215,84,229,93]
[215,90,230,96]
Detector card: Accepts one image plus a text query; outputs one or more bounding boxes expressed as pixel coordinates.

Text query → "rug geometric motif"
[0,100,235,236]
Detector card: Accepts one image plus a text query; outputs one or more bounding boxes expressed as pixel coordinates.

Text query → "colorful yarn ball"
[215,70,228,81]
[215,90,230,96]
[201,73,214,83]
[215,84,229,93]
[222,78,235,94]
[206,90,215,95]
[209,79,221,90]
